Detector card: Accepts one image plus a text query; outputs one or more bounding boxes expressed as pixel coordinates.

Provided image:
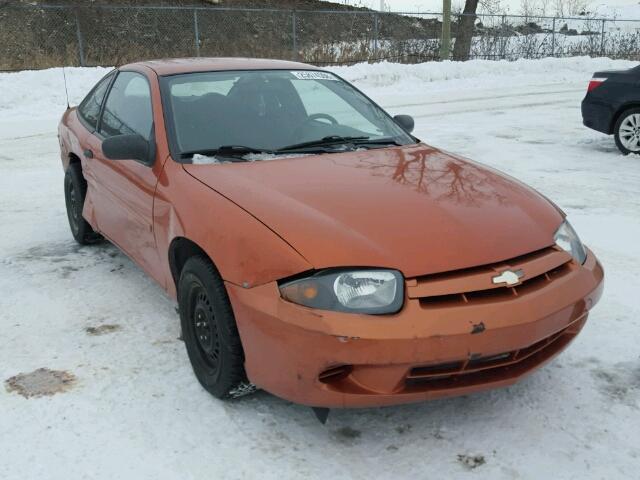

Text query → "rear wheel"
[64,163,102,245]
[178,256,252,399]
[614,108,640,155]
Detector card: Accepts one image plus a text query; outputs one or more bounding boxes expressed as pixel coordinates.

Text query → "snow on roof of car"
[124,57,319,76]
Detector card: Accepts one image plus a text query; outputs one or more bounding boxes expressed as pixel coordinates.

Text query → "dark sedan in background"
[582,65,640,155]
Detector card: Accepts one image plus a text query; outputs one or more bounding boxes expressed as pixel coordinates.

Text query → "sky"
[337,0,640,14]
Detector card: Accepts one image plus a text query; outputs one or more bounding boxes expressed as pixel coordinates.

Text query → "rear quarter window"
[77,72,115,131]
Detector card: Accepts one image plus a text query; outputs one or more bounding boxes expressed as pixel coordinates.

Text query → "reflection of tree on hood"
[357,148,511,207]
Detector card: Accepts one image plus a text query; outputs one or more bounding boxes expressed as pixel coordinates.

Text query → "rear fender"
[611,101,640,134]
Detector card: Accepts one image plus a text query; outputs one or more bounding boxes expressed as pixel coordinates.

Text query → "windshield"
[161,70,415,160]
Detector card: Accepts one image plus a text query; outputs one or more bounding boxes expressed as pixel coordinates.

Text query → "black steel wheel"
[191,289,222,371]
[64,163,102,245]
[178,255,249,399]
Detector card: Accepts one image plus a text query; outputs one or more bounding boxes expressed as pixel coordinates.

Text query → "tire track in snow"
[413,99,577,118]
[380,85,582,119]
[384,87,583,110]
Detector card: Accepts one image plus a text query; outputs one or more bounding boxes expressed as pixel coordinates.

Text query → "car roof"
[123,57,322,76]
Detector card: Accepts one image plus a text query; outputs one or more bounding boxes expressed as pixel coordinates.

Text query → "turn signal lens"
[303,285,318,299]
[280,281,319,304]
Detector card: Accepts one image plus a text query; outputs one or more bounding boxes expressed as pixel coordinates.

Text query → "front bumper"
[227,249,604,408]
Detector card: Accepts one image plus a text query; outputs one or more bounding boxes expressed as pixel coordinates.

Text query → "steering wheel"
[307,113,338,125]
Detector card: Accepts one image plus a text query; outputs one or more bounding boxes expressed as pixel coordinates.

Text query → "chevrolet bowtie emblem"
[492,269,524,286]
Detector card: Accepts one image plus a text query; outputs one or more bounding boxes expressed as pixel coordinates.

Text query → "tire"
[64,163,102,245]
[614,108,640,155]
[178,255,249,399]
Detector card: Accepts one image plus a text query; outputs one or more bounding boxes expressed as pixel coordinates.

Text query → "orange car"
[58,58,603,420]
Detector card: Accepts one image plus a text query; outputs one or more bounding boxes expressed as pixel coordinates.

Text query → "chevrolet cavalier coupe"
[58,58,604,419]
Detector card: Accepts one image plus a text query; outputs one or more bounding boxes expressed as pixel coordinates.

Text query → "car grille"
[406,246,574,308]
[404,317,585,391]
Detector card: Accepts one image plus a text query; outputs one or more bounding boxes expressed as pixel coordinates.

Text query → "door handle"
[83,149,94,159]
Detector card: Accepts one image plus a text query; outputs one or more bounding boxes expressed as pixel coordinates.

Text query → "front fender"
[153,160,312,298]
[58,108,82,171]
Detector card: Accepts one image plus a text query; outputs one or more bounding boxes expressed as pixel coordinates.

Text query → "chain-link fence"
[2,4,640,71]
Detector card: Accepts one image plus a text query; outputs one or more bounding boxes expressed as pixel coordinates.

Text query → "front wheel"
[178,256,252,399]
[614,108,640,155]
[64,164,102,245]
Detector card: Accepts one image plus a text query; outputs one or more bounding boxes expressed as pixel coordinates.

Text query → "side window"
[77,72,114,130]
[99,72,153,140]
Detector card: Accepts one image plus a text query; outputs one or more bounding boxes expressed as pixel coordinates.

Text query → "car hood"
[183,144,563,278]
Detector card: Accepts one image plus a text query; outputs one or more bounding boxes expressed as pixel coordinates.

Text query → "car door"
[82,70,163,279]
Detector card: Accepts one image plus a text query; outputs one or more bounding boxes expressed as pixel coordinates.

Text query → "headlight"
[279,269,404,314]
[554,220,587,264]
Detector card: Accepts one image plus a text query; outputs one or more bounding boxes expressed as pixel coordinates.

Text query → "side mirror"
[394,114,415,134]
[103,134,153,165]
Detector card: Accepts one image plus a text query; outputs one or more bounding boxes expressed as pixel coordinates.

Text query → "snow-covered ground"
[1,57,639,479]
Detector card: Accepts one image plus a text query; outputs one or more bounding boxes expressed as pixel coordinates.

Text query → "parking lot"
[1,58,639,479]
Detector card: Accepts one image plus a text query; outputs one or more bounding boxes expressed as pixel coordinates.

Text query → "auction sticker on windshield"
[291,71,337,81]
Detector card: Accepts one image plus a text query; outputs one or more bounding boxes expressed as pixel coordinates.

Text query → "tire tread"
[64,163,102,244]
[179,255,248,399]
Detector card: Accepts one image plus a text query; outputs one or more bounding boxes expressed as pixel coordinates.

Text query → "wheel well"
[611,104,640,134]
[168,237,211,288]
[68,153,81,169]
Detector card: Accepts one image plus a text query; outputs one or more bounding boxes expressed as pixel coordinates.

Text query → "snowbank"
[0,66,112,120]
[0,57,637,122]
[191,152,311,164]
[332,56,637,89]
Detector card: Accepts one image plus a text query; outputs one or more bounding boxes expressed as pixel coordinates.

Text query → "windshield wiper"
[277,135,370,152]
[349,137,405,147]
[180,145,274,160]
[180,137,405,160]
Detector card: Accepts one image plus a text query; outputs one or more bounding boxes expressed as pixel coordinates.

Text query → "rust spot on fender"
[471,322,486,334]
[336,336,360,343]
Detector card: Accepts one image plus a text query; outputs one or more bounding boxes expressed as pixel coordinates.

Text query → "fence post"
[551,17,556,57]
[600,19,606,56]
[193,9,200,57]
[373,13,379,59]
[74,8,86,67]
[292,11,298,61]
[440,0,451,60]
[501,14,507,59]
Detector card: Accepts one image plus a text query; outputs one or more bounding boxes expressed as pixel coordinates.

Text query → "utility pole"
[440,0,451,60]
[379,0,385,11]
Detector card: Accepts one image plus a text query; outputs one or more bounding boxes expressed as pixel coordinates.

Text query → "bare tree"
[520,0,551,18]
[553,0,592,17]
[480,0,505,15]
[452,0,479,60]
[451,0,504,61]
